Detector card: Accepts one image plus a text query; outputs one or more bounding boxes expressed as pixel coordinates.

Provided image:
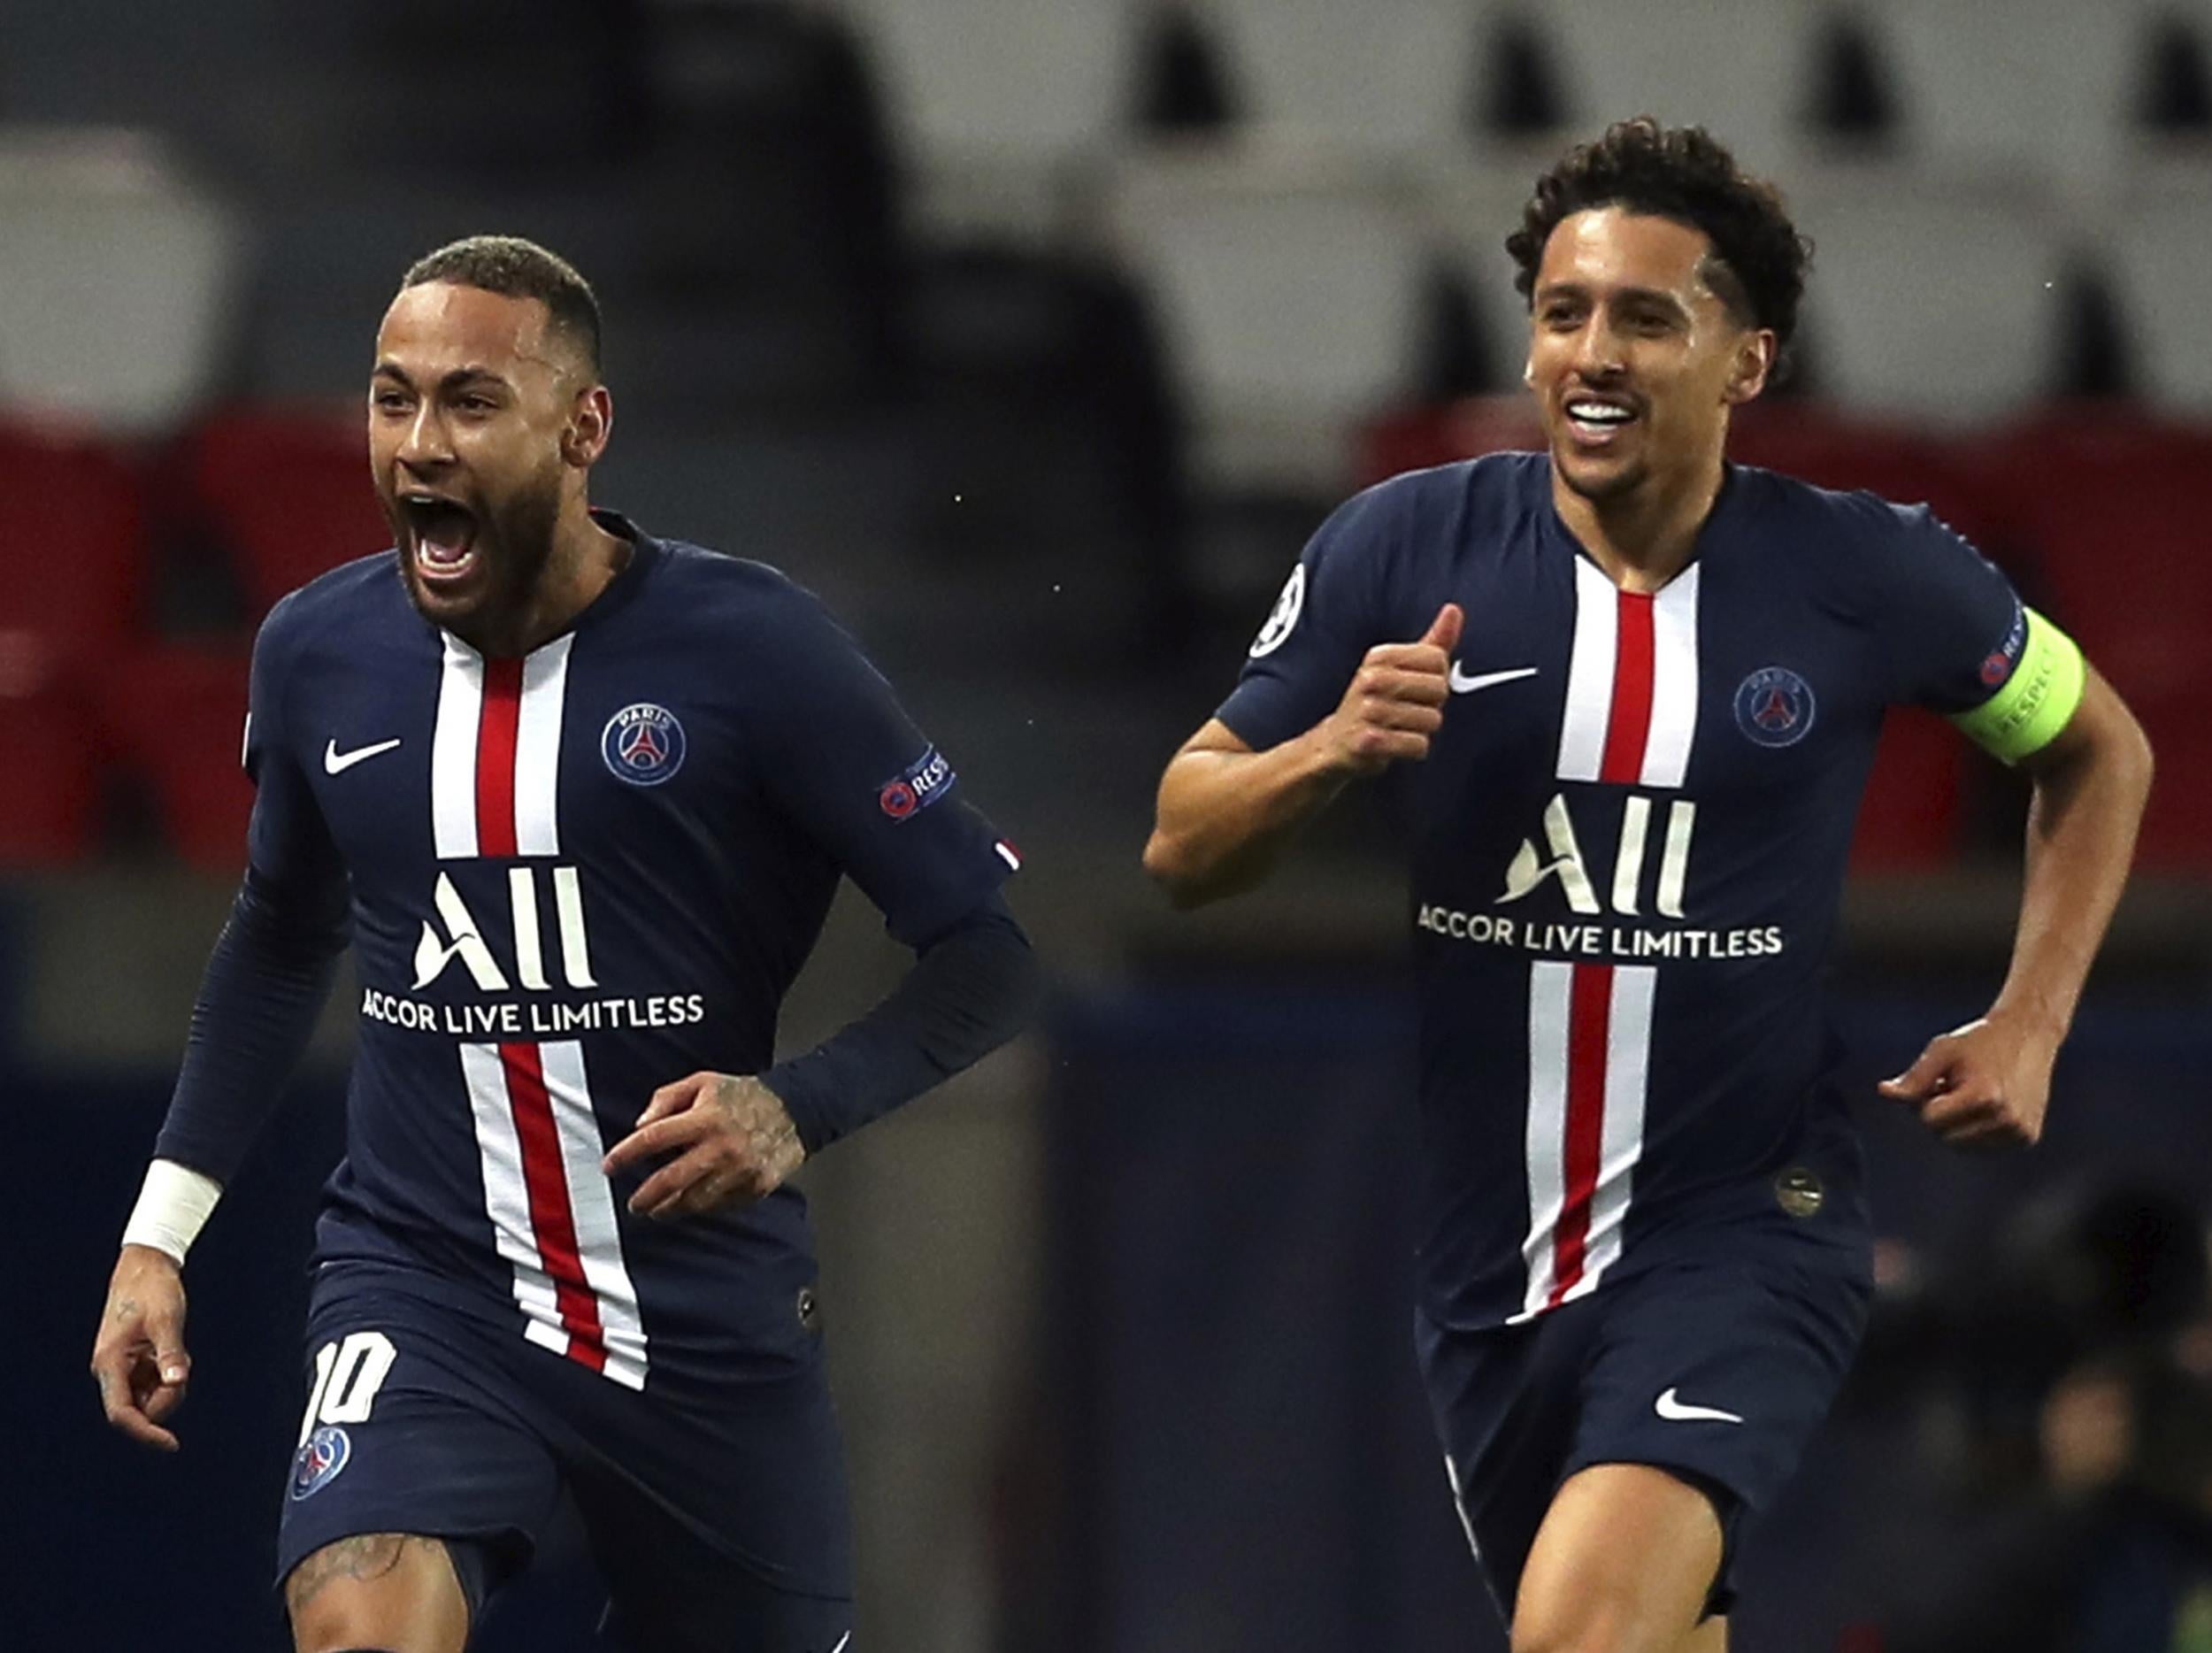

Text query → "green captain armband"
[1947,607,2085,765]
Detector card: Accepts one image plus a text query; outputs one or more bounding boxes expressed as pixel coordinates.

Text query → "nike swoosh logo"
[1655,1387,1743,1425]
[324,737,403,775]
[1449,664,1539,695]
[827,1635,852,1653]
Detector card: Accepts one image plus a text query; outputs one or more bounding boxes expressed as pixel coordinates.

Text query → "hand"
[602,1073,805,1219]
[1319,604,1463,776]
[90,1245,192,1451]
[1878,1011,2061,1149]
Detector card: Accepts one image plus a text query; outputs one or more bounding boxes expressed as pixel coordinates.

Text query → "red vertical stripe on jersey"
[475,657,523,858]
[1599,592,1655,784]
[500,1042,608,1372]
[1547,963,1615,1307]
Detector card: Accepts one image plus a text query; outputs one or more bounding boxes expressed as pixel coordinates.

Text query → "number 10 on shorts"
[298,1330,396,1446]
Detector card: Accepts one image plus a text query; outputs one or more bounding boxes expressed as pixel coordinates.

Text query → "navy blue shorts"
[1417,1251,1870,1623]
[276,1264,854,1652]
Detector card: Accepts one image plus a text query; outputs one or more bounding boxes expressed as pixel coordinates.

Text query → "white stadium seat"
[1086,145,1431,488]
[1535,0,1819,178]
[1195,0,1487,155]
[0,127,242,431]
[1861,0,2184,187]
[2104,176,2212,415]
[1787,168,2070,423]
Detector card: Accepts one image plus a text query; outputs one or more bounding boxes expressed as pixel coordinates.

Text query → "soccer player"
[88,235,1040,1653]
[1143,120,2153,1653]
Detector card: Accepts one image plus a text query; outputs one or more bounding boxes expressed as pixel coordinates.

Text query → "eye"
[371,390,411,412]
[457,395,497,413]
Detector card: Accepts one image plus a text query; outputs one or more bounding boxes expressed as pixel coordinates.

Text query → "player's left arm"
[1879,614,2154,1148]
[603,892,1040,1218]
[600,585,1040,1219]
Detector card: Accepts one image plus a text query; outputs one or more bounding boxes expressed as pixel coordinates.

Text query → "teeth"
[1568,403,1631,423]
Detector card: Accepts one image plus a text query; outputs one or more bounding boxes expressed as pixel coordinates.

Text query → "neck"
[1551,446,1726,595]
[467,502,629,658]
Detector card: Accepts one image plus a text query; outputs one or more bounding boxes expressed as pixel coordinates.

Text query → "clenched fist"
[602,1072,805,1219]
[1878,1011,2059,1149]
[1321,603,1464,776]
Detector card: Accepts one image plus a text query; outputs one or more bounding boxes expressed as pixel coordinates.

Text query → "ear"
[1723,328,1778,406]
[562,385,614,468]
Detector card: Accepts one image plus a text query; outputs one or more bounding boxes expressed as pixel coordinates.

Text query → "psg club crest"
[602,703,687,787]
[290,1425,351,1502]
[1733,666,1816,749]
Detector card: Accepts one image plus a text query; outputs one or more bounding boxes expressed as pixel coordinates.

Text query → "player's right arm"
[91,593,349,1449]
[1142,473,1455,909]
[1144,603,1462,909]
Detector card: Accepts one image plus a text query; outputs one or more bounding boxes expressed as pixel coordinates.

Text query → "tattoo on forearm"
[285,1532,436,1618]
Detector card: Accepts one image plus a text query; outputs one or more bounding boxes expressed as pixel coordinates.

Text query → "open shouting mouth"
[401,492,480,587]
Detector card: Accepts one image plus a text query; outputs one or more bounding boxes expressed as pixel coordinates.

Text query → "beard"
[388,465,565,639]
[1552,442,1650,504]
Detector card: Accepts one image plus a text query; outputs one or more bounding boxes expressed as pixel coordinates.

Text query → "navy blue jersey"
[234,515,1016,1395]
[1219,455,2024,1331]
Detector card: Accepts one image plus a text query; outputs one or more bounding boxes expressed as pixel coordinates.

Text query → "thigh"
[1563,1256,1871,1613]
[562,1372,856,1652]
[285,1532,471,1653]
[1512,1462,1725,1653]
[1417,1306,1589,1624]
[277,1294,567,1626]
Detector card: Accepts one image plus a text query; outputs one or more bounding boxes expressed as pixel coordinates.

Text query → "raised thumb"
[1421,603,1464,654]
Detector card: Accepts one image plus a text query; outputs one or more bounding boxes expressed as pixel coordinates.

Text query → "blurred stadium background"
[10,0,2212,1648]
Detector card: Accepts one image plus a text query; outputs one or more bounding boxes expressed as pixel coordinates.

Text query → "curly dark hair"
[402,234,603,378]
[1506,118,1811,353]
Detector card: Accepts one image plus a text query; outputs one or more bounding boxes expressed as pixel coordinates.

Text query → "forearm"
[1992,723,2153,1037]
[764,894,1041,1153]
[1142,728,1353,908]
[150,874,346,1188]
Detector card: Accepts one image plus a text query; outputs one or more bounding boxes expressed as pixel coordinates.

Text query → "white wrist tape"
[121,1158,224,1265]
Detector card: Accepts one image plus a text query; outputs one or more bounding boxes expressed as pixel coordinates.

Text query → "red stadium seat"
[1728,406,2003,553]
[1358,395,1542,486]
[1954,411,2212,871]
[0,419,147,665]
[1851,707,1966,873]
[0,421,150,862]
[99,645,254,873]
[186,407,391,619]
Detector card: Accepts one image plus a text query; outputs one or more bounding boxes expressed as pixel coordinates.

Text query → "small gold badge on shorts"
[1776,1165,1824,1219]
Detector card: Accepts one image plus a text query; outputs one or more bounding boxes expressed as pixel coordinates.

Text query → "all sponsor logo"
[601,703,687,787]
[1732,665,1816,749]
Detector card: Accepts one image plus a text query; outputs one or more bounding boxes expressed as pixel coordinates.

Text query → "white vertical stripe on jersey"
[509,867,548,991]
[458,1041,570,1359]
[1516,960,1576,1321]
[1565,965,1657,1303]
[430,638,485,860]
[512,634,572,857]
[551,866,597,988]
[1556,557,1620,782]
[537,1041,649,1390]
[1640,565,1701,788]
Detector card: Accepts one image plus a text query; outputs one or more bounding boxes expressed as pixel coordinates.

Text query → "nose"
[396,401,453,473]
[1570,312,1626,382]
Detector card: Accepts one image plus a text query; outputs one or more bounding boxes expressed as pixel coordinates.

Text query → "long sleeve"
[764,892,1041,1154]
[150,594,350,1182]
